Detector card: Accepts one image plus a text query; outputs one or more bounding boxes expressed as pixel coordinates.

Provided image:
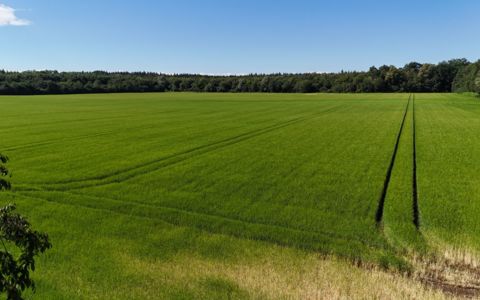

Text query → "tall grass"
[0,92,478,297]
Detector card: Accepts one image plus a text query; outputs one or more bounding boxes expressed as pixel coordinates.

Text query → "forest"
[0,59,479,95]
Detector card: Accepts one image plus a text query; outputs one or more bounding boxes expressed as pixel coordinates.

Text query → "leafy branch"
[0,154,51,300]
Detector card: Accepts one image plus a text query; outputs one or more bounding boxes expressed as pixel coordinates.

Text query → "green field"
[1,92,479,298]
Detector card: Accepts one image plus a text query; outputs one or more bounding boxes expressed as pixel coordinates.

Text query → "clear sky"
[1,0,479,74]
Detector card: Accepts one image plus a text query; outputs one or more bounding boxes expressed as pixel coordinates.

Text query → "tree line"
[0,59,479,95]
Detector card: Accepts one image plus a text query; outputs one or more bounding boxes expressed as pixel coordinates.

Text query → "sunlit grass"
[1,92,479,298]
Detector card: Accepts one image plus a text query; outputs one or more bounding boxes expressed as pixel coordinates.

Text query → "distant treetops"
[0,59,479,95]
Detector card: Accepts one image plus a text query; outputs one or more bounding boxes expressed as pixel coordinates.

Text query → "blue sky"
[1,0,479,74]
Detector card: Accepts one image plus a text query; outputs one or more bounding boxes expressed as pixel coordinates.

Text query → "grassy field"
[0,92,479,298]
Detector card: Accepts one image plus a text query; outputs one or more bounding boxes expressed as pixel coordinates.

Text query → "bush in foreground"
[0,154,51,300]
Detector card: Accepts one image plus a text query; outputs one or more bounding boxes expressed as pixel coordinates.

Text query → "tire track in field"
[25,105,345,191]
[64,190,388,249]
[3,114,226,152]
[2,130,119,152]
[2,107,280,152]
[16,190,392,253]
[375,94,411,224]
[412,94,420,229]
[0,115,131,132]
[0,112,180,151]
[0,108,192,132]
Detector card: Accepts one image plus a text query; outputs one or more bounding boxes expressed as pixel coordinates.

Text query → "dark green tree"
[0,155,11,191]
[0,155,51,300]
[0,58,477,94]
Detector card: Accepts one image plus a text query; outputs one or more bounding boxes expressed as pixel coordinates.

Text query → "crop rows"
[1,92,479,298]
